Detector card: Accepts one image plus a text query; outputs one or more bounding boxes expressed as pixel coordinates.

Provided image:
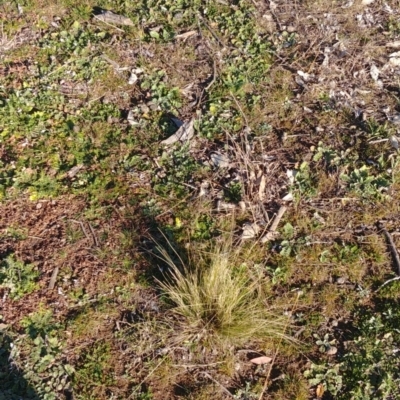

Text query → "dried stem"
[258,293,299,400]
[48,266,59,290]
[379,222,400,275]
[261,205,288,243]
[202,372,235,399]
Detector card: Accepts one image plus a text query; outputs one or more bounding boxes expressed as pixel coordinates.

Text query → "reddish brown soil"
[0,196,122,328]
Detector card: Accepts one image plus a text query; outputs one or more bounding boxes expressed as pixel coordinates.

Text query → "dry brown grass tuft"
[156,233,293,348]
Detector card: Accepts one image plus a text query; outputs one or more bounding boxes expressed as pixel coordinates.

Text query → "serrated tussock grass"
[156,234,292,347]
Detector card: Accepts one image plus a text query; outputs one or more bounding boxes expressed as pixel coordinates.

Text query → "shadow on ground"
[0,331,39,400]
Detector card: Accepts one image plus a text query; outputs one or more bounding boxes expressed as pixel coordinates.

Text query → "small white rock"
[326,346,338,355]
[389,136,399,150]
[282,192,293,202]
[242,223,260,240]
[370,64,380,81]
[161,119,195,146]
[128,68,143,85]
[210,152,230,168]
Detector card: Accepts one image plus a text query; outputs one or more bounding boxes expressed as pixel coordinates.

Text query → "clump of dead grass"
[156,234,292,348]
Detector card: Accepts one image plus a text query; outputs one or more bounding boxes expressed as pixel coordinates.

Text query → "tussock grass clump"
[157,236,291,347]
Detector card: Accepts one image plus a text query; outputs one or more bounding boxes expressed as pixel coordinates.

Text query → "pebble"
[336,276,348,284]
[210,152,230,168]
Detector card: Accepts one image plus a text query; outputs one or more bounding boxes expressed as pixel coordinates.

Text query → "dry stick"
[261,205,287,243]
[197,13,225,48]
[70,219,91,241]
[380,224,400,275]
[259,201,271,224]
[48,266,59,290]
[155,193,193,218]
[258,294,300,400]
[369,138,389,145]
[226,133,261,225]
[204,57,217,91]
[230,91,249,127]
[230,91,250,153]
[128,356,168,399]
[269,205,287,232]
[374,223,400,293]
[92,14,125,32]
[375,276,400,293]
[195,20,218,106]
[202,372,235,399]
[88,223,99,247]
[273,35,322,74]
[100,54,130,72]
[268,1,282,32]
[172,362,224,368]
[28,235,44,240]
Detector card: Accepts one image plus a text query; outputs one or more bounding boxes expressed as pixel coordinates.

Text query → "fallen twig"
[128,355,169,399]
[261,205,287,243]
[230,91,250,152]
[257,294,300,400]
[267,0,282,32]
[171,362,224,368]
[259,201,271,224]
[204,56,217,92]
[269,205,287,232]
[88,223,99,247]
[70,219,91,242]
[48,266,59,290]
[197,13,225,47]
[375,276,400,293]
[28,235,44,240]
[378,222,400,275]
[92,15,124,32]
[202,372,235,399]
[369,138,389,144]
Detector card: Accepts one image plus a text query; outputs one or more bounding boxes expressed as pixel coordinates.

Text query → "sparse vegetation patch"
[1,0,400,399]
